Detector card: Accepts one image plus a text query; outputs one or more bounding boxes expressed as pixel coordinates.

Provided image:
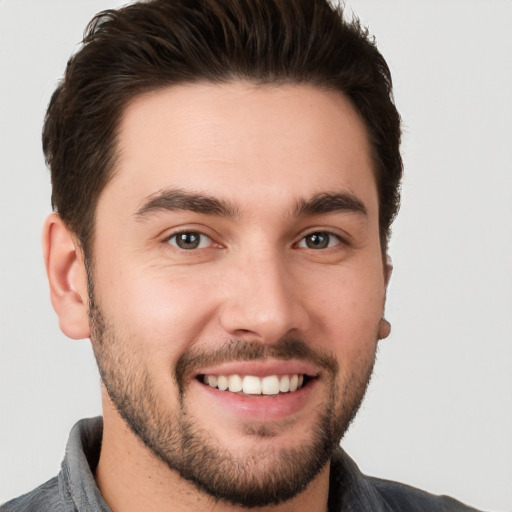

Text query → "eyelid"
[295,228,350,248]
[167,231,211,249]
[296,231,342,249]
[163,226,223,252]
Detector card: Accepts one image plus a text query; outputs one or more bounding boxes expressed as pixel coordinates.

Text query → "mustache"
[175,337,339,391]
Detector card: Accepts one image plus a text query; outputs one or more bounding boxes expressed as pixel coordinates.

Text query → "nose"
[219,248,311,344]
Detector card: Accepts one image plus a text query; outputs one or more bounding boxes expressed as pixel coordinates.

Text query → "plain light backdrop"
[1,1,511,510]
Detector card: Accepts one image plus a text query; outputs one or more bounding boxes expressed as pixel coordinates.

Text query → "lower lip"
[191,378,317,422]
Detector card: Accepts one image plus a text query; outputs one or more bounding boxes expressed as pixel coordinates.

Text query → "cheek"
[306,264,385,351]
[95,263,221,355]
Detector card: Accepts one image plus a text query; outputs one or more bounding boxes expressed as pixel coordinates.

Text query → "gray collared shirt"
[1,417,483,511]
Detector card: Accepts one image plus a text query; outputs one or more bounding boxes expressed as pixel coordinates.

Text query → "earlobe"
[42,213,90,340]
[378,318,391,340]
[378,255,393,340]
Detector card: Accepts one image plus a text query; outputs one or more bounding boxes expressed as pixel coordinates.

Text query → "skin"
[43,82,391,512]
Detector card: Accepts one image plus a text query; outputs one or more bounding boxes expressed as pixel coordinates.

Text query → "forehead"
[105,81,377,216]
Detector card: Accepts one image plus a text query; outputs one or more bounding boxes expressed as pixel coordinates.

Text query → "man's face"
[88,82,388,506]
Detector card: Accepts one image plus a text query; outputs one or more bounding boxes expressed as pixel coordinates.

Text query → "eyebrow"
[134,188,240,219]
[134,188,367,220]
[293,192,368,218]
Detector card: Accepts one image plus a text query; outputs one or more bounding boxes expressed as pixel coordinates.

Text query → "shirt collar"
[58,416,385,512]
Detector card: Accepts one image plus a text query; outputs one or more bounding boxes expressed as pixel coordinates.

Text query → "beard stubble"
[87,281,377,508]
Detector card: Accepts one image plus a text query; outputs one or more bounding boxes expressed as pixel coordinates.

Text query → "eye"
[297,231,341,250]
[167,231,212,250]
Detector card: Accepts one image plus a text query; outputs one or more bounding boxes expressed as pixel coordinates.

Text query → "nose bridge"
[220,243,308,342]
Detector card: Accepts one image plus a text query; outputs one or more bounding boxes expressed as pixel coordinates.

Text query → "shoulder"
[368,476,483,512]
[1,417,107,512]
[329,448,484,512]
[0,477,66,512]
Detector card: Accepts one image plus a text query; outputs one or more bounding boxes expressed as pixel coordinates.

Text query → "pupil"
[177,232,200,249]
[307,233,328,249]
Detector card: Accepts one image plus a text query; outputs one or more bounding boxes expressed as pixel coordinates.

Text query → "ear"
[384,254,393,287]
[42,213,90,340]
[378,318,391,340]
[378,254,393,340]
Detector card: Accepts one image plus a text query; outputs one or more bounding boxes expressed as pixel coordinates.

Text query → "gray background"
[1,1,511,510]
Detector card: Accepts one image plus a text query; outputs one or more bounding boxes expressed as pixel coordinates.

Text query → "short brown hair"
[43,0,402,255]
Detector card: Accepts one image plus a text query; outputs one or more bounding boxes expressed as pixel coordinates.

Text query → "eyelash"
[165,230,345,252]
[166,230,214,250]
[296,231,343,250]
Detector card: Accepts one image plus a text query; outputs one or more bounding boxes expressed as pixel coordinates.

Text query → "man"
[0,0,486,510]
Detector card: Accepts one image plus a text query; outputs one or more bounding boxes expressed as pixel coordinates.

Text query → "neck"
[95,395,331,512]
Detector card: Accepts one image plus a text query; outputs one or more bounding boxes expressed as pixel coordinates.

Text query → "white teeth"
[279,375,290,393]
[243,375,261,395]
[203,373,306,395]
[217,375,229,391]
[228,374,243,392]
[289,374,298,392]
[261,375,280,395]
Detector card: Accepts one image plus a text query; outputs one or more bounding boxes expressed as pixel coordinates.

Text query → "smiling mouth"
[198,374,312,396]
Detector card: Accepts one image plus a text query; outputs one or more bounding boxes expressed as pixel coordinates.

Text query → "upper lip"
[194,359,320,378]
